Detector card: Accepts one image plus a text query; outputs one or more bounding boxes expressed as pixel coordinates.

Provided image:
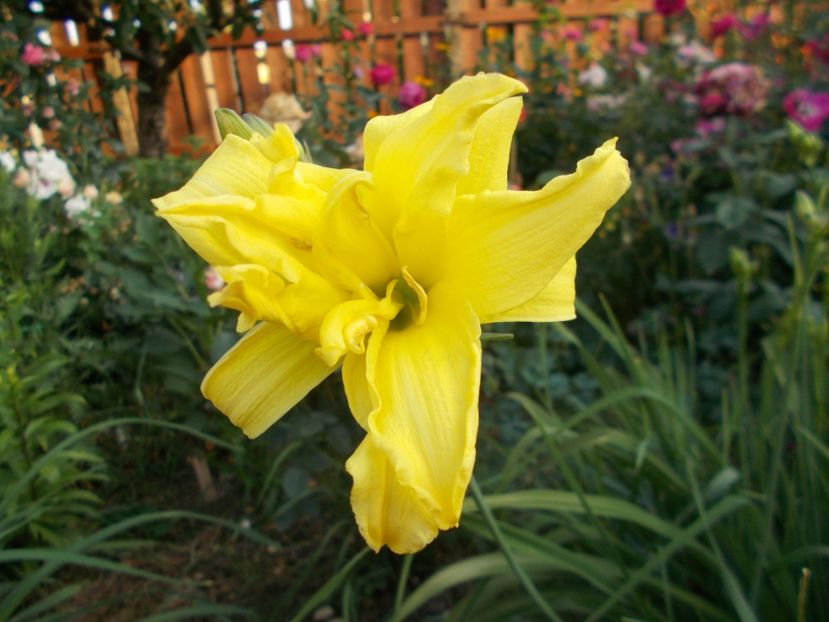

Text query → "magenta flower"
[21,42,45,66]
[340,28,354,42]
[64,78,80,96]
[737,13,770,40]
[695,63,769,116]
[398,81,426,109]
[370,63,396,87]
[698,92,726,115]
[589,18,609,32]
[295,44,313,62]
[784,89,829,132]
[805,34,829,65]
[653,0,686,17]
[561,25,583,42]
[358,21,373,36]
[629,40,648,56]
[695,117,726,136]
[711,13,738,38]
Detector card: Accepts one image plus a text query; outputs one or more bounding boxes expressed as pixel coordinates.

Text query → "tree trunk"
[136,68,171,158]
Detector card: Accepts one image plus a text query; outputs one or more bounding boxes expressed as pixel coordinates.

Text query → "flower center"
[390,268,427,331]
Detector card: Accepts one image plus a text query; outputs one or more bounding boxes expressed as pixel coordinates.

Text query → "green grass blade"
[287,547,370,622]
[135,603,257,621]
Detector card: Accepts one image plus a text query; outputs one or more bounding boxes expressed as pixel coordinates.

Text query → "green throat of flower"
[390,270,427,331]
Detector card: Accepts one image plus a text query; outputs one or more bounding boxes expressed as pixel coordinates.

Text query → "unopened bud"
[729,247,753,281]
[795,191,828,235]
[242,113,274,137]
[215,108,253,140]
[786,120,825,167]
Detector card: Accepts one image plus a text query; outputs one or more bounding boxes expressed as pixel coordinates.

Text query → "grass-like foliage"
[2,0,829,618]
[388,189,828,620]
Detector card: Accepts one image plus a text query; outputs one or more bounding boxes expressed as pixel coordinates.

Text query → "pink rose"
[358,21,373,36]
[694,63,769,116]
[561,25,583,42]
[21,42,45,66]
[784,89,829,132]
[698,92,726,115]
[589,18,609,32]
[737,13,770,40]
[370,63,396,87]
[629,40,648,56]
[711,13,738,38]
[295,44,312,62]
[695,117,725,136]
[805,34,829,65]
[340,29,354,42]
[653,0,686,17]
[64,78,80,96]
[398,81,426,109]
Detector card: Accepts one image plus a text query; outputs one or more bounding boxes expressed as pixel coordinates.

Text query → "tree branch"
[162,36,195,74]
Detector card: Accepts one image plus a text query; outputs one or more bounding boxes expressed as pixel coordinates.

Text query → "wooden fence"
[46,0,716,155]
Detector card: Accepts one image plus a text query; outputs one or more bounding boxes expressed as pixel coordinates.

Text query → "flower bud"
[215,108,254,140]
[12,168,30,188]
[729,247,754,281]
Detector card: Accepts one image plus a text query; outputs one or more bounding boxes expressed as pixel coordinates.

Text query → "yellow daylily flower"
[153,73,631,554]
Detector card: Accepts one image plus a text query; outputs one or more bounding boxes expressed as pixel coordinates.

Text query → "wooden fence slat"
[290,0,310,28]
[234,47,268,114]
[513,0,534,72]
[266,44,291,94]
[199,53,222,143]
[102,52,139,155]
[400,0,426,82]
[448,0,483,74]
[48,0,685,153]
[120,60,139,132]
[164,70,192,153]
[642,13,665,43]
[178,55,214,153]
[209,49,240,111]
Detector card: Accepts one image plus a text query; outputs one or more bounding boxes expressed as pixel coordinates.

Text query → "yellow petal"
[208,264,289,332]
[366,73,527,240]
[445,138,630,319]
[364,283,481,528]
[206,262,345,339]
[362,99,435,172]
[342,352,373,431]
[202,322,335,438]
[296,161,360,193]
[313,172,399,294]
[152,135,272,209]
[455,96,524,196]
[252,122,300,165]
[480,257,576,323]
[316,283,401,367]
[255,194,321,244]
[155,195,306,273]
[346,435,440,554]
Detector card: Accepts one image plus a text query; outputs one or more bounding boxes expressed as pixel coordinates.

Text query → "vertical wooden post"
[513,0,534,74]
[642,14,665,43]
[199,53,222,145]
[102,51,139,156]
[484,0,508,69]
[400,0,426,82]
[447,0,481,75]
